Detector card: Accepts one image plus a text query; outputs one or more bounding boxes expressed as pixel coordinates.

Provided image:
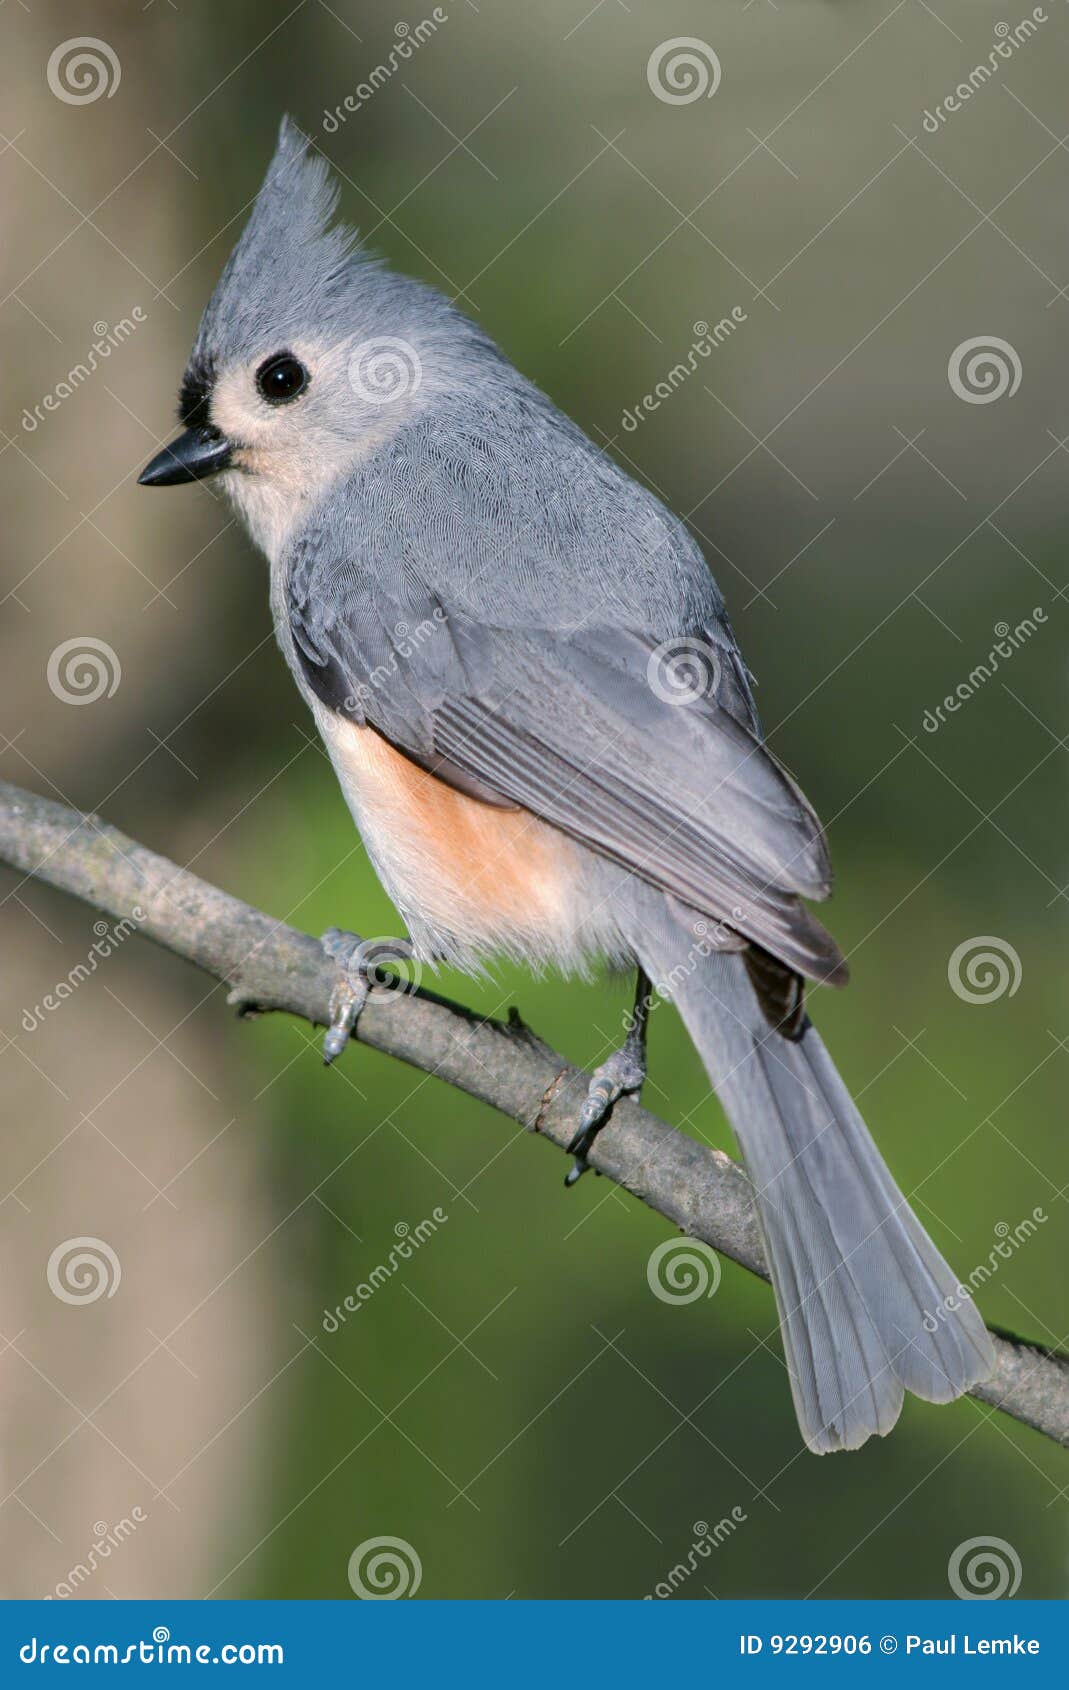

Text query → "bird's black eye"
[255,352,309,405]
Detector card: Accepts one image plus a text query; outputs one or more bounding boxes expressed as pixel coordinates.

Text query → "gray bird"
[139,119,994,1453]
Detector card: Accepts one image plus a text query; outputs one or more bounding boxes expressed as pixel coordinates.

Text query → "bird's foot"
[565,1043,646,1187]
[320,928,415,1064]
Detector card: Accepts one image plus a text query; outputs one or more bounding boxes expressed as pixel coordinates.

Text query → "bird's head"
[138,117,464,556]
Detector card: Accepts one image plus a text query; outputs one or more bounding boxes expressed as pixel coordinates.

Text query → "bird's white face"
[209,337,401,564]
[139,329,419,567]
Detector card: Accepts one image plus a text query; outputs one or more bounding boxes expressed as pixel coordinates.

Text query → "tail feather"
[738,1038,904,1450]
[793,1033,993,1396]
[632,913,995,1454]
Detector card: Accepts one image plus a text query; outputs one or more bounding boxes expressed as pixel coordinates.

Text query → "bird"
[138,118,994,1453]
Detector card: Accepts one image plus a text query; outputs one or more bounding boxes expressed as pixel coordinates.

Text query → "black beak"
[138,426,232,488]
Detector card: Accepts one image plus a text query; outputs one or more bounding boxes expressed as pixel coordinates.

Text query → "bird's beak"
[138,425,232,488]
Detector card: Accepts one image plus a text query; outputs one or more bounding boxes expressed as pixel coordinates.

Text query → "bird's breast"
[318,710,590,967]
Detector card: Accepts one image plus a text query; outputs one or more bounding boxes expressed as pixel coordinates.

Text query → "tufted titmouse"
[139,120,993,1453]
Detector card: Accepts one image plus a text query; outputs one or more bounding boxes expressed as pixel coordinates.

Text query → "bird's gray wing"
[288,563,844,985]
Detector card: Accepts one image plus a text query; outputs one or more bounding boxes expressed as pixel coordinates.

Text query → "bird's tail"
[632,911,995,1453]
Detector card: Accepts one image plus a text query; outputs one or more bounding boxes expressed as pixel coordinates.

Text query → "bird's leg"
[565,968,651,1187]
[320,927,416,1064]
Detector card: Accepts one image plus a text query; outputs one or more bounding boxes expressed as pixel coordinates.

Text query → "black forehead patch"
[177,354,216,428]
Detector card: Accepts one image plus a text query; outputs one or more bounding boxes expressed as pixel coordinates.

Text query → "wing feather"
[292,576,846,985]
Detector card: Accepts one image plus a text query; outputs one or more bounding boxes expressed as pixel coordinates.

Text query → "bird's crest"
[191,116,367,368]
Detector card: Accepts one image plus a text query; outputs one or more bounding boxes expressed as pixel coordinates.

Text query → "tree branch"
[2,776,1066,1451]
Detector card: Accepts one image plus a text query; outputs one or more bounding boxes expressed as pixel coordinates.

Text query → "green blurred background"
[0,0,1065,1599]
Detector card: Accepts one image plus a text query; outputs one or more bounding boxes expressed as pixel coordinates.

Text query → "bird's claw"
[319,927,413,1065]
[565,1046,646,1186]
